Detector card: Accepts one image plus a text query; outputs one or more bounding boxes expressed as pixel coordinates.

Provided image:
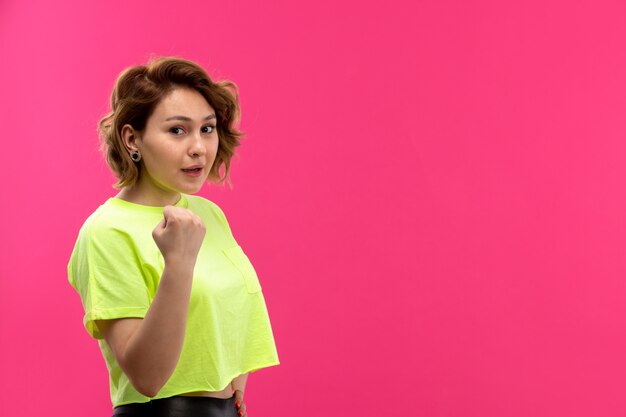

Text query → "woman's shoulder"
[185,194,232,231]
[186,194,227,216]
[67,201,132,273]
[74,202,111,236]
[75,199,143,242]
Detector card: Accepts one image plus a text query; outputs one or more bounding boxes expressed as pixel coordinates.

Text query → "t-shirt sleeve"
[68,223,151,340]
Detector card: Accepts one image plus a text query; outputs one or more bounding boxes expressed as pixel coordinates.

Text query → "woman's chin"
[179,183,205,194]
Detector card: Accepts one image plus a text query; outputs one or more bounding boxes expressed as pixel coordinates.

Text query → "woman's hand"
[234,389,247,417]
[152,205,206,265]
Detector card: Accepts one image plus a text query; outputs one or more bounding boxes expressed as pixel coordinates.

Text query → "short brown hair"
[97,56,244,189]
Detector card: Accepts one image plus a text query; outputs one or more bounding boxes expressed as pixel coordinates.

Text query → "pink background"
[1,0,626,416]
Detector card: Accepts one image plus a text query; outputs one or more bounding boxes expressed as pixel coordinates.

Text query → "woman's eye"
[202,125,216,134]
[170,127,184,135]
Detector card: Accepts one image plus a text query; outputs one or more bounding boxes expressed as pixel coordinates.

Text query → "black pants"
[112,395,239,417]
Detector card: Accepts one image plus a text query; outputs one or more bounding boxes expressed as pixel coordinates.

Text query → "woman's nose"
[189,132,206,156]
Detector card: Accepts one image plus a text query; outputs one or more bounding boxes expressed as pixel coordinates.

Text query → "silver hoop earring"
[130,150,142,162]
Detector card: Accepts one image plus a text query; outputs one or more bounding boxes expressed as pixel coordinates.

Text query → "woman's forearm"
[122,261,195,396]
[232,373,249,395]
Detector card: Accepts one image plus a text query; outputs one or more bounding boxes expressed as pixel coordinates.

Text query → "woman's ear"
[121,124,140,153]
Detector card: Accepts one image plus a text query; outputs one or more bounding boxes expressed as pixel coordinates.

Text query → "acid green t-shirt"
[67,193,280,407]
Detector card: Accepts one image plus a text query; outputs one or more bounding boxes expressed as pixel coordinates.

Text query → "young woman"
[67,56,280,417]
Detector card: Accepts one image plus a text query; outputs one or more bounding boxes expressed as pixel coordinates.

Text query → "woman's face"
[124,87,219,202]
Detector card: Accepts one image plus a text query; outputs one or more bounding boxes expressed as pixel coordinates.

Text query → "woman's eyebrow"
[163,114,216,122]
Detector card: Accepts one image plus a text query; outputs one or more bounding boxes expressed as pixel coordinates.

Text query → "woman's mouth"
[182,167,203,177]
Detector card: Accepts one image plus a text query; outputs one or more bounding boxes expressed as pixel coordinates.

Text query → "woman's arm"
[232,372,248,395]
[95,205,205,398]
[95,261,194,397]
